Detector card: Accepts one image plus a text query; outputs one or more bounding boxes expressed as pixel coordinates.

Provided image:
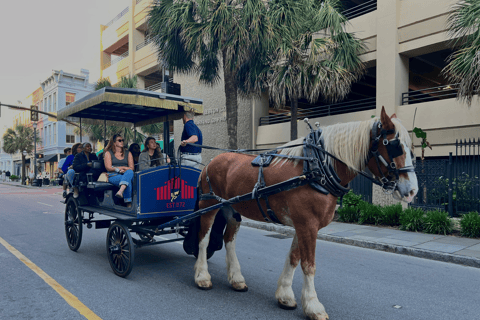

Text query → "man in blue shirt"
[180,111,203,169]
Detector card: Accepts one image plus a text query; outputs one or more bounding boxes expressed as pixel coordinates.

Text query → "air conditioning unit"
[161,82,181,95]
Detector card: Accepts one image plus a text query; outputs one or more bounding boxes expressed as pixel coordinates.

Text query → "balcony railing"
[136,38,153,51]
[136,0,143,4]
[259,97,376,126]
[145,82,163,92]
[105,6,129,28]
[402,84,459,105]
[343,0,377,20]
[102,51,129,70]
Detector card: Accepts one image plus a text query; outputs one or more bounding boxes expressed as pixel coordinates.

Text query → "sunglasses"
[116,139,124,142]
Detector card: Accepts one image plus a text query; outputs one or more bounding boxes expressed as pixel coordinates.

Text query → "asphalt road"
[1,184,479,320]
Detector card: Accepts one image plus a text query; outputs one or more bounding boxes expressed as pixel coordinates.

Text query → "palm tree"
[238,0,365,140]
[2,125,41,185]
[148,0,272,149]
[442,0,480,104]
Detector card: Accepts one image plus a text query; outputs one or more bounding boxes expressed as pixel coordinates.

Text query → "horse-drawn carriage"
[58,87,206,277]
[58,87,418,320]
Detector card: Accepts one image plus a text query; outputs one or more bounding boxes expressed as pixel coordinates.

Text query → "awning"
[39,154,57,163]
[57,87,203,127]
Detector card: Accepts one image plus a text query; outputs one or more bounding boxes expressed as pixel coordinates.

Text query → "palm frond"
[443,0,480,104]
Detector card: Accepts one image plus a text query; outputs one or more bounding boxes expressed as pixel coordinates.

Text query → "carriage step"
[78,205,137,219]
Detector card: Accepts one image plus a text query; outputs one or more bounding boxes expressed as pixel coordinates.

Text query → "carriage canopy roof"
[56,87,203,127]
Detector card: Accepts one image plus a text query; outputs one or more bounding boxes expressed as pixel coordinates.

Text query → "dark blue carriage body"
[135,165,201,219]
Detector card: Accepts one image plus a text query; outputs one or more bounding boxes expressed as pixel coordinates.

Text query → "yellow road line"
[0,236,102,320]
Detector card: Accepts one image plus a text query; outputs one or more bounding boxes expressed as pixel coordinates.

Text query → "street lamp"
[32,122,37,182]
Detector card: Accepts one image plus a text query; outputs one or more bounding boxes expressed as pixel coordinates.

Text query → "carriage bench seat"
[86,182,118,192]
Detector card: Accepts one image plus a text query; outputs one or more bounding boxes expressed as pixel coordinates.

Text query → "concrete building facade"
[38,69,94,177]
[99,0,479,206]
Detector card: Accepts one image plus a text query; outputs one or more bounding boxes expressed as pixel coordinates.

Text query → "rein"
[180,119,414,224]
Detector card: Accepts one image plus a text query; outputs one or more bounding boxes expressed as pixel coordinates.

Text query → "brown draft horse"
[193,107,418,320]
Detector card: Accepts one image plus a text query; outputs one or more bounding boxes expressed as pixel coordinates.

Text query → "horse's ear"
[380,106,394,130]
[390,113,397,119]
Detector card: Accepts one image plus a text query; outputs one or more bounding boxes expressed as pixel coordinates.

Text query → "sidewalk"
[242,219,480,269]
[0,180,62,190]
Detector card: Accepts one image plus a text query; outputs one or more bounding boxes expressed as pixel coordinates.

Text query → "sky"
[0,0,132,129]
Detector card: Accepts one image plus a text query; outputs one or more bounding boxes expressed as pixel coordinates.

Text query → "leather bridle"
[366,121,416,194]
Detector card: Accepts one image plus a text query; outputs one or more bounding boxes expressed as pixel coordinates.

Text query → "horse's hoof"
[196,280,213,290]
[305,313,329,320]
[278,300,297,310]
[231,282,248,292]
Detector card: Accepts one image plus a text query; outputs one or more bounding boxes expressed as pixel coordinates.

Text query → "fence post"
[448,152,454,217]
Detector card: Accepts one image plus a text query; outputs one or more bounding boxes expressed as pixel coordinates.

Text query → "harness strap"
[252,156,282,224]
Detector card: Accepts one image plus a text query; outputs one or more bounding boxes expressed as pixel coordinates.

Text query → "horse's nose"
[409,189,417,197]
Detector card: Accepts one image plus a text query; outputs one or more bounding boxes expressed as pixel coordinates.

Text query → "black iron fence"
[343,0,377,20]
[402,84,459,105]
[259,97,376,126]
[410,139,480,215]
[350,174,372,203]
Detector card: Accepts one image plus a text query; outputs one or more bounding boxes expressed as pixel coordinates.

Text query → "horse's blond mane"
[272,117,412,171]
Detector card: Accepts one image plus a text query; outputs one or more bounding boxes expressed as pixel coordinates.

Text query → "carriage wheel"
[106,222,135,278]
[64,197,83,251]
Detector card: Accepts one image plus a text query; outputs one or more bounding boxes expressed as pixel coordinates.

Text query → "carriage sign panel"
[137,166,201,217]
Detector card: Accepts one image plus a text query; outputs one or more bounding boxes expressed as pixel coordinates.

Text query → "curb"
[0,182,60,190]
[241,220,480,269]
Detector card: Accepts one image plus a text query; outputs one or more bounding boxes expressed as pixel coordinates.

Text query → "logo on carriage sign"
[154,178,196,208]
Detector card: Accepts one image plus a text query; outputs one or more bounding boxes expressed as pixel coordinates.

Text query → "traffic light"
[36,154,43,159]
[31,105,38,122]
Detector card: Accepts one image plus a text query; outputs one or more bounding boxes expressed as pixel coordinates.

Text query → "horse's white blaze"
[194,228,212,284]
[275,237,299,306]
[301,273,328,319]
[397,141,418,202]
[225,240,245,285]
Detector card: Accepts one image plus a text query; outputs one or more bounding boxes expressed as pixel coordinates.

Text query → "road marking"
[0,236,102,320]
[38,202,53,207]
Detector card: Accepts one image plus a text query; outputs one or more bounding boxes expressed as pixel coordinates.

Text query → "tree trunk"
[290,98,298,141]
[21,155,26,185]
[223,50,238,150]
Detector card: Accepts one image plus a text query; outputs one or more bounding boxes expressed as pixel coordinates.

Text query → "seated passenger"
[104,134,134,207]
[128,143,141,169]
[72,142,101,198]
[64,143,83,197]
[138,137,170,171]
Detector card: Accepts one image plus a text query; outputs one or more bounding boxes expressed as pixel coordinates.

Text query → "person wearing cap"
[179,111,203,169]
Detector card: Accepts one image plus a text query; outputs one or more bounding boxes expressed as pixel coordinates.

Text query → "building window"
[49,125,52,146]
[66,92,76,106]
[66,124,75,143]
[53,93,56,112]
[40,128,43,147]
[53,123,56,144]
[44,98,47,113]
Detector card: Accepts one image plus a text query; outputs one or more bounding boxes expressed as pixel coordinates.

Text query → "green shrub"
[337,206,360,223]
[381,203,402,226]
[342,190,363,207]
[423,210,452,235]
[400,207,425,232]
[9,175,19,180]
[358,201,383,225]
[460,212,480,238]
